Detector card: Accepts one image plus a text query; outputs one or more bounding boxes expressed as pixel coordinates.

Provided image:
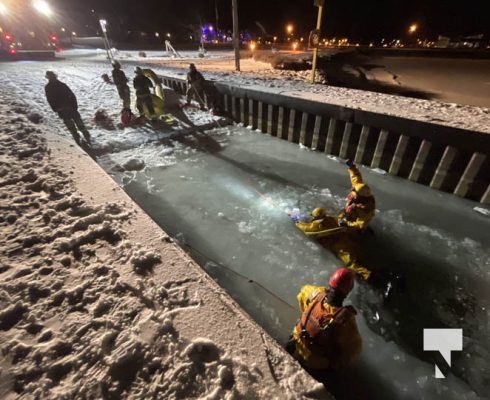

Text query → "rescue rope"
[178,239,297,312]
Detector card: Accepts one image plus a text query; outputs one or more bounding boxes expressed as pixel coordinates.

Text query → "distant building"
[435,35,450,48]
[436,34,487,49]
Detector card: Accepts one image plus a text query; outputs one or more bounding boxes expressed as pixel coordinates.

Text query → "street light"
[408,24,417,34]
[33,0,53,17]
[0,2,8,15]
[286,24,293,35]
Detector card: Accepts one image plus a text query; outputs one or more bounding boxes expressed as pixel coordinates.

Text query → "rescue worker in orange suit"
[133,66,155,118]
[111,61,131,109]
[286,267,362,371]
[337,158,376,231]
[294,159,374,281]
[44,71,91,147]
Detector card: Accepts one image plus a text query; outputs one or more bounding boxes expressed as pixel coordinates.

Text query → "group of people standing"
[44,61,207,147]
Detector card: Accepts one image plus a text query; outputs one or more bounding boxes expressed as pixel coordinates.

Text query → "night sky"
[53,0,489,41]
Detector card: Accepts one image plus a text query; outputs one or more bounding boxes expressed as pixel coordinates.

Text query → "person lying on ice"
[292,159,402,299]
[286,267,362,372]
[293,159,374,280]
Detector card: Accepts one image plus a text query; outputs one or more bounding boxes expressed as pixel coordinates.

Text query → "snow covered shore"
[0,98,330,398]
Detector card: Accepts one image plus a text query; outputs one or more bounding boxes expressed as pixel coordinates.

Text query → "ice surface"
[0,49,488,400]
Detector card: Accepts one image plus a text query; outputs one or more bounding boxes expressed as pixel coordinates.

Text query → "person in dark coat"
[44,71,91,146]
[111,61,131,109]
[133,66,155,117]
[186,63,206,110]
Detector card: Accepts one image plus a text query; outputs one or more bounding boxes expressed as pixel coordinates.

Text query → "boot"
[82,131,92,145]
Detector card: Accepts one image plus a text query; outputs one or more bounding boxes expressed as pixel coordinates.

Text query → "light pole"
[99,19,114,63]
[310,0,324,84]
[408,23,418,47]
[286,24,293,41]
[232,0,240,71]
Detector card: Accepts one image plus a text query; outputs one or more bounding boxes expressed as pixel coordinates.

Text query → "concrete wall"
[161,75,489,204]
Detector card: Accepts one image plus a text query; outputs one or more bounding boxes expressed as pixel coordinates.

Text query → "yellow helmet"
[354,183,372,197]
[311,207,325,218]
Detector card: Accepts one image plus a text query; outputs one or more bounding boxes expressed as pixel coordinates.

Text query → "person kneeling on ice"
[286,268,362,371]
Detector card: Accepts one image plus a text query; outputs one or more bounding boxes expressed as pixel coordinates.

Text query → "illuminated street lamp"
[408,24,418,34]
[286,24,293,35]
[0,2,8,15]
[33,0,53,17]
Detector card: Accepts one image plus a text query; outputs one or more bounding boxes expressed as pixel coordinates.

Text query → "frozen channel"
[1,52,487,400]
[97,119,490,400]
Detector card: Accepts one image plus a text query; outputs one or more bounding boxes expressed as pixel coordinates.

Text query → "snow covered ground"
[0,49,489,400]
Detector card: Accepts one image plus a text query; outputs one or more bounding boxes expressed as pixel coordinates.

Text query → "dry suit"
[133,72,155,117]
[295,215,372,280]
[291,285,362,370]
[338,165,375,231]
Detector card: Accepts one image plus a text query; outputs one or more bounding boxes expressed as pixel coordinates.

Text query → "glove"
[290,214,301,222]
[346,159,355,168]
[338,217,348,227]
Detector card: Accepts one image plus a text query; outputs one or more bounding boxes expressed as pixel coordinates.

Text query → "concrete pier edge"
[45,130,333,399]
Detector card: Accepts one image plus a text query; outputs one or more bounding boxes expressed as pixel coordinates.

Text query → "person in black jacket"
[133,66,155,118]
[186,63,206,110]
[111,61,131,109]
[44,71,91,146]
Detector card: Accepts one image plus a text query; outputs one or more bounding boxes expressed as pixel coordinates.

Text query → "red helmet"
[329,267,354,296]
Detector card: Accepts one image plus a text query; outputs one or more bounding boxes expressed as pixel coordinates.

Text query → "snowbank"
[0,99,330,399]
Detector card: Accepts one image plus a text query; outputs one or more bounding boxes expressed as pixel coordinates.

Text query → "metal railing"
[160,75,489,204]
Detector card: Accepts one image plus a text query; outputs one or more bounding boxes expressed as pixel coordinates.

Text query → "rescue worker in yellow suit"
[286,267,362,371]
[294,159,374,281]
